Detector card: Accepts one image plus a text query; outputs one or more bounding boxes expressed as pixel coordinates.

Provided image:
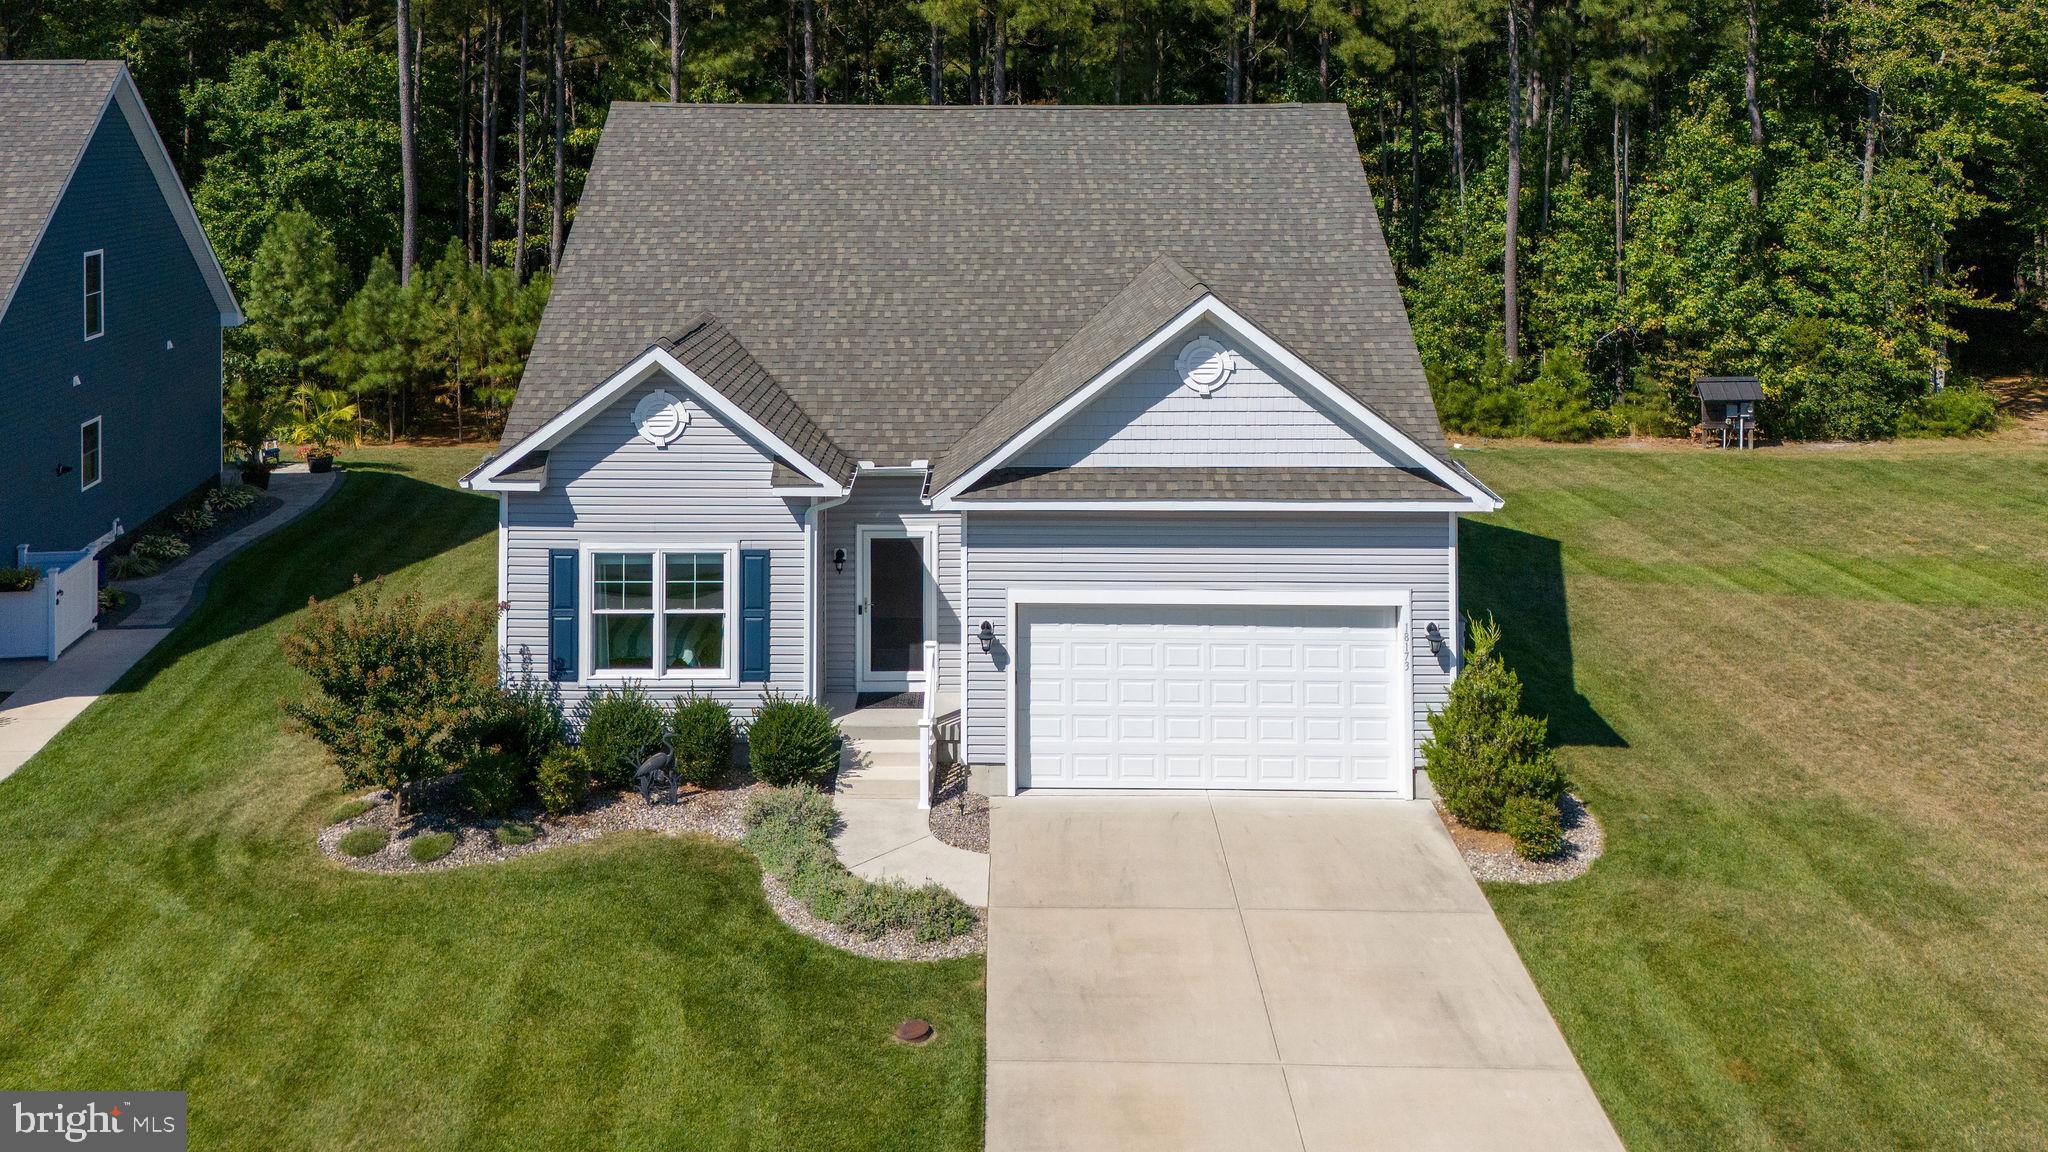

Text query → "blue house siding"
[0,103,221,557]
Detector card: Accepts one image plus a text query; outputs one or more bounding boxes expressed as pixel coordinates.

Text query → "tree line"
[3,0,2042,440]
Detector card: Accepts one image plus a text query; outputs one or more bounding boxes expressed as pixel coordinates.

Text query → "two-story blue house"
[0,61,242,569]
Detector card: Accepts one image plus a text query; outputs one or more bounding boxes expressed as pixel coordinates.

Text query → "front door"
[856,526,933,691]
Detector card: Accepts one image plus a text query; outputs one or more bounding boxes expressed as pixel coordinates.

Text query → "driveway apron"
[985,793,1624,1152]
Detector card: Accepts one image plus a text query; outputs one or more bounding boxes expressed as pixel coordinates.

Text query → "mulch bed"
[1435,793,1605,884]
[319,775,764,875]
[113,491,283,581]
[926,763,988,855]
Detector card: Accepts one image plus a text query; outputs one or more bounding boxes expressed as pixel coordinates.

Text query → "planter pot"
[241,465,272,490]
[307,453,335,474]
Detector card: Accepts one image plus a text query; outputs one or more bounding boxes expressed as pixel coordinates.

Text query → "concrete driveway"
[985,794,1624,1152]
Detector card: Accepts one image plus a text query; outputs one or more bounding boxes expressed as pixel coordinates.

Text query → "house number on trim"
[1176,337,1234,396]
[633,390,691,446]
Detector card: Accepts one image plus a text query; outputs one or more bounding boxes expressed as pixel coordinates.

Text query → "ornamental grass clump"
[281,579,499,815]
[1423,614,1570,860]
[338,827,389,857]
[746,692,839,787]
[575,683,667,787]
[408,832,455,863]
[742,786,974,942]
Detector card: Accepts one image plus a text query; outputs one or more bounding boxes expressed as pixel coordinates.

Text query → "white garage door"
[1019,603,1408,792]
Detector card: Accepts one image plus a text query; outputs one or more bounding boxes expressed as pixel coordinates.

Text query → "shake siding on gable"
[1011,324,1388,471]
[959,513,1454,771]
[0,104,221,557]
[501,376,807,713]
[821,475,963,699]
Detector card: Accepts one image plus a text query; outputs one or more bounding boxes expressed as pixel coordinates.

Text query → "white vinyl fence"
[0,548,99,661]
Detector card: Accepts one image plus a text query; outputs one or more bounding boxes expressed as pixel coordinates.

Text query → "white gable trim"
[931,295,1499,511]
[464,346,849,494]
[0,68,243,328]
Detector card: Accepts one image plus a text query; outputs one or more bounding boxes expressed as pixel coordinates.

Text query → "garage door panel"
[1020,603,1406,793]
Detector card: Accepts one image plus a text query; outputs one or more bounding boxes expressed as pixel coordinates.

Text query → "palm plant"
[286,385,361,461]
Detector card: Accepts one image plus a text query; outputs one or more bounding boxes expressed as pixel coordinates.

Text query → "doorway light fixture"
[833,548,846,573]
[978,620,995,654]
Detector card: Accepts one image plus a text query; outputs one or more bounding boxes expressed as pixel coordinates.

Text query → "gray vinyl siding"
[961,512,1453,771]
[821,475,962,698]
[0,104,221,557]
[502,375,808,716]
[1011,321,1387,470]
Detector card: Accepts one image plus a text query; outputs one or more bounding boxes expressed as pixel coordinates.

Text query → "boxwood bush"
[575,683,667,787]
[1422,614,1569,860]
[536,746,588,817]
[742,787,974,942]
[1500,794,1565,859]
[746,692,839,787]
[463,745,528,818]
[670,694,735,787]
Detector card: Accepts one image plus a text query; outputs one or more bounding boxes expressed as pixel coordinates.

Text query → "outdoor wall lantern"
[1425,622,1446,656]
[978,620,995,654]
[833,548,846,573]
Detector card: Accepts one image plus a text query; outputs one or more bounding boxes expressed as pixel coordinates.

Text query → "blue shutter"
[547,549,578,682]
[739,549,771,682]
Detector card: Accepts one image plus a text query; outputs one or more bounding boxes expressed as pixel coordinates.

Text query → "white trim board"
[1000,586,1417,799]
[931,295,1499,512]
[464,346,848,494]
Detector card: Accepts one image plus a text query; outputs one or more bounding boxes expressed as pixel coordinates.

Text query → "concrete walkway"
[985,793,1624,1152]
[828,700,990,906]
[0,467,339,782]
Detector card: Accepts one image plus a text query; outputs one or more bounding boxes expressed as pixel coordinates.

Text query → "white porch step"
[844,736,921,763]
[836,708,926,735]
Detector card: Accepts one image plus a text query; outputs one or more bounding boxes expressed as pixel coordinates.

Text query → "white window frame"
[579,543,740,684]
[82,249,105,340]
[79,416,103,491]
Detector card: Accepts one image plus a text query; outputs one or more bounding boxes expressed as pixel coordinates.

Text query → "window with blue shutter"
[548,549,578,682]
[739,549,770,681]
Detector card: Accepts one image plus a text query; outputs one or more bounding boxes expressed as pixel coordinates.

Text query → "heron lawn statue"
[635,739,680,806]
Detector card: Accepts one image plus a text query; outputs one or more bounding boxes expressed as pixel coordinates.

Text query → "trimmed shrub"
[338,827,389,857]
[463,745,528,818]
[1423,615,1569,831]
[536,746,588,817]
[1501,794,1565,860]
[280,581,500,814]
[0,567,38,592]
[1897,387,1999,437]
[670,694,735,787]
[746,692,840,787]
[408,832,455,863]
[575,683,667,787]
[484,672,567,769]
[494,822,538,847]
[327,797,374,825]
[742,786,973,942]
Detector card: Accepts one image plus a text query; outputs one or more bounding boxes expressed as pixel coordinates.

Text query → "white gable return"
[464,104,1500,804]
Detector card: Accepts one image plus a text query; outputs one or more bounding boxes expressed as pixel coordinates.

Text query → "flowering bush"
[281,580,499,813]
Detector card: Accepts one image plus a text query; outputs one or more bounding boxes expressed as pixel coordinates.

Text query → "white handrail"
[916,639,938,810]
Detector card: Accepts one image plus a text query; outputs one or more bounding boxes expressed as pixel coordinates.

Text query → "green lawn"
[1460,439,2048,1151]
[0,448,985,1151]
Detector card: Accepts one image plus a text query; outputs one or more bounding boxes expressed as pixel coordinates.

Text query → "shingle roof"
[932,256,1211,492]
[656,315,857,483]
[1694,376,1763,403]
[0,61,124,316]
[956,466,1459,502]
[504,104,1448,472]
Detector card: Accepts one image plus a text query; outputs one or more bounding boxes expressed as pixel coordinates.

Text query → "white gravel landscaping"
[1436,792,1606,884]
